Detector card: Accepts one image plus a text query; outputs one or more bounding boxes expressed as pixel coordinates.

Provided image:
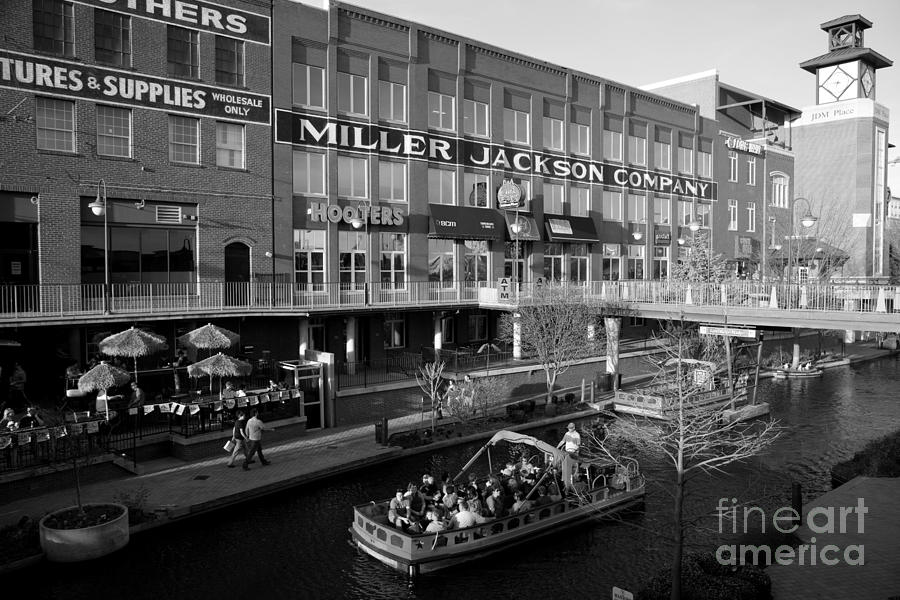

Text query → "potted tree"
[39,362,131,562]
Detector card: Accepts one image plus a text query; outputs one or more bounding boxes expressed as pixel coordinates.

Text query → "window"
[167,26,199,79]
[652,246,669,279]
[308,318,325,351]
[627,193,646,223]
[464,240,489,283]
[338,155,368,198]
[339,230,367,290]
[544,243,564,282]
[292,151,326,195]
[168,115,199,164]
[602,189,622,221]
[428,168,456,205]
[468,313,487,341]
[428,92,455,131]
[602,256,620,281]
[628,121,647,166]
[82,226,195,284]
[215,36,244,86]
[543,182,564,215]
[380,233,406,289]
[292,64,325,109]
[384,315,405,349]
[728,199,738,231]
[543,116,564,151]
[728,151,738,182]
[569,244,589,283]
[626,245,645,279]
[570,123,590,156]
[504,107,530,145]
[464,171,491,208]
[678,132,693,174]
[441,317,455,345]
[677,199,693,226]
[379,161,406,202]
[294,229,326,291]
[654,128,671,171]
[36,97,74,152]
[338,72,368,116]
[379,81,406,122]
[746,202,756,232]
[96,105,131,158]
[698,139,712,178]
[94,9,130,66]
[428,239,455,287]
[570,186,589,217]
[652,196,670,225]
[747,157,756,186]
[696,203,711,228]
[216,122,244,168]
[504,241,526,282]
[771,173,789,208]
[464,99,489,137]
[603,115,623,161]
[33,0,73,56]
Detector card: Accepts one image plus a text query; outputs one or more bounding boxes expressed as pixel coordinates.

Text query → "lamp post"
[786,197,818,300]
[88,179,109,313]
[350,200,370,305]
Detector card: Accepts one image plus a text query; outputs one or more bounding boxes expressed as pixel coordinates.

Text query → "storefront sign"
[545,216,598,243]
[276,111,717,200]
[654,232,671,244]
[721,132,762,155]
[503,213,541,241]
[497,179,523,208]
[547,219,573,235]
[429,205,503,240]
[0,50,270,124]
[74,0,270,44]
[308,201,405,227]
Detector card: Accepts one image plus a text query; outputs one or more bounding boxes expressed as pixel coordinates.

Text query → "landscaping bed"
[831,428,900,487]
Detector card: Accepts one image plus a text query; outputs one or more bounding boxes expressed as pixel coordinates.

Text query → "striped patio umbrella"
[77,361,131,420]
[99,326,168,383]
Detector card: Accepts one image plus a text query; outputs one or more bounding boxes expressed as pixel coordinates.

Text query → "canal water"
[27,356,900,600]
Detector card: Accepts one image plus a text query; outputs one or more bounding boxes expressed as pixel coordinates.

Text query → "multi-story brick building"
[0,0,273,396]
[274,0,718,375]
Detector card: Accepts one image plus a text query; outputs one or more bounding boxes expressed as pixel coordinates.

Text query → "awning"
[428,205,504,240]
[502,212,541,241]
[544,216,598,243]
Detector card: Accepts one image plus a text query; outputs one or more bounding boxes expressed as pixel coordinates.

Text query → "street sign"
[699,325,758,339]
[498,277,512,301]
[612,587,633,600]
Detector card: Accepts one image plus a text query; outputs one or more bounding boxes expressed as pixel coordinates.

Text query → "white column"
[345,316,357,374]
[512,314,522,360]
[298,318,309,357]
[604,317,620,375]
[433,315,443,355]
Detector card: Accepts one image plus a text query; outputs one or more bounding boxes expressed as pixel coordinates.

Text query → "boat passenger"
[547,482,562,502]
[500,461,516,478]
[424,510,445,533]
[511,491,533,514]
[420,473,439,500]
[532,485,552,507]
[484,487,507,519]
[570,474,589,496]
[449,500,482,529]
[467,488,484,516]
[442,484,459,511]
[405,482,427,525]
[387,489,409,528]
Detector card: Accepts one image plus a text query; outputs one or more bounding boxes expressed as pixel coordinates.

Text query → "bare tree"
[416,361,445,433]
[497,284,606,404]
[582,328,781,600]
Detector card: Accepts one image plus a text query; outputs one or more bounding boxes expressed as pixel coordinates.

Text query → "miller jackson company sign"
[276,111,717,200]
[0,50,270,124]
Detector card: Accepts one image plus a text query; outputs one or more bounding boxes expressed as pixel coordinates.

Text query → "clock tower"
[793,15,893,278]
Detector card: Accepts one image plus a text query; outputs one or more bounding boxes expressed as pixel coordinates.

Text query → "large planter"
[39,503,129,562]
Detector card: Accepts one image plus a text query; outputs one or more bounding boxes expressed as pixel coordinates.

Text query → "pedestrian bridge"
[0,281,897,333]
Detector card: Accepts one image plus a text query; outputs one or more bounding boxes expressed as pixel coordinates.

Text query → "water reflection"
[23,358,900,599]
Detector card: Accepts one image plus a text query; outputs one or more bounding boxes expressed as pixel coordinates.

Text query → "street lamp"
[350,201,370,305]
[786,197,818,292]
[88,179,110,313]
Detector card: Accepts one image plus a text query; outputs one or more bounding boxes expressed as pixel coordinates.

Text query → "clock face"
[861,66,874,98]
[820,66,855,101]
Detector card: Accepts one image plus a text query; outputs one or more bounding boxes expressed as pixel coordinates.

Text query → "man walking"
[243,408,274,470]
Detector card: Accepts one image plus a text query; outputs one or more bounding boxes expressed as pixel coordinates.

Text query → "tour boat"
[349,429,645,576]
[773,367,823,379]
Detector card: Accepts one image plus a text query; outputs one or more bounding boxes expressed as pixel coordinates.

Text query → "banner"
[0,50,271,125]
[276,111,717,200]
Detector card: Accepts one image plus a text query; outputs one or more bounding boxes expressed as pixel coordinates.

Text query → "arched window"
[770,172,790,208]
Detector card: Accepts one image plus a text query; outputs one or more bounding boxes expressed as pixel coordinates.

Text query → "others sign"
[699,325,757,339]
[0,50,270,124]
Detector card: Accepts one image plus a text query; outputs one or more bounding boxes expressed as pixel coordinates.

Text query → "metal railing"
[337,353,424,388]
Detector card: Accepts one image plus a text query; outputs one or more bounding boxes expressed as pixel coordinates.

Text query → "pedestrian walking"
[226,410,249,468]
[243,408,274,470]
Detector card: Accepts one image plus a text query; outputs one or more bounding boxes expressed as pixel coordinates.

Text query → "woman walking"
[226,410,248,468]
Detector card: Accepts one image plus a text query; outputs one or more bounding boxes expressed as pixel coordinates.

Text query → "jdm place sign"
[699,325,757,339]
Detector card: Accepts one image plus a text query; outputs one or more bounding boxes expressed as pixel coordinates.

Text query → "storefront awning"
[544,216,598,243]
[428,205,505,240]
[503,212,541,241]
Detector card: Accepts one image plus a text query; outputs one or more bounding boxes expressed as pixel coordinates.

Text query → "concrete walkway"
[767,477,900,600]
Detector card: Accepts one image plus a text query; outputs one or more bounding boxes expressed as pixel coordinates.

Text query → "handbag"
[224,439,236,453]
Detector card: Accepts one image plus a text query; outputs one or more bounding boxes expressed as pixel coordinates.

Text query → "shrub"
[832,429,900,486]
[637,552,771,600]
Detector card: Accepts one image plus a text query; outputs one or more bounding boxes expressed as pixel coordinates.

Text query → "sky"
[343,0,900,191]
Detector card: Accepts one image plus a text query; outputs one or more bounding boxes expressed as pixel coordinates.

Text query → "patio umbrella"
[187,352,252,399]
[99,326,168,383]
[77,361,131,420]
[177,323,240,351]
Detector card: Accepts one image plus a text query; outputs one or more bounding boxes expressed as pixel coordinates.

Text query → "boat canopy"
[454,430,574,482]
